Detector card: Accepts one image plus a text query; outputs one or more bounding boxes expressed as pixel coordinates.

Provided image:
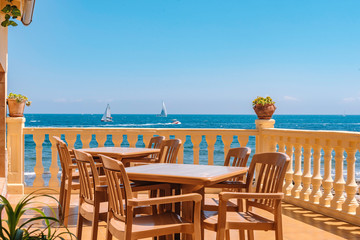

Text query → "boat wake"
[109,123,175,127]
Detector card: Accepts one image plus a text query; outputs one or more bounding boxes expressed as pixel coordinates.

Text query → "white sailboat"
[101,104,113,122]
[157,101,167,117]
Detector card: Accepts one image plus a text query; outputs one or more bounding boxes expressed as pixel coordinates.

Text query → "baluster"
[65,133,77,149]
[238,136,249,148]
[222,135,233,159]
[175,134,186,164]
[278,138,285,153]
[319,142,333,207]
[330,142,345,210]
[291,140,302,198]
[310,140,322,204]
[192,135,202,164]
[96,133,107,147]
[206,135,217,165]
[127,134,138,148]
[342,142,358,214]
[283,139,294,195]
[33,134,45,187]
[48,136,60,188]
[81,133,92,148]
[300,139,312,201]
[142,134,152,147]
[112,134,123,147]
[268,136,277,152]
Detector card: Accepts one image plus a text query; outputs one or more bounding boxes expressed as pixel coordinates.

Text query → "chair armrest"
[220,192,283,201]
[128,193,202,207]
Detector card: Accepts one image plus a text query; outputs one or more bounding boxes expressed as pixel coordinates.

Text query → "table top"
[81,147,160,159]
[126,163,248,186]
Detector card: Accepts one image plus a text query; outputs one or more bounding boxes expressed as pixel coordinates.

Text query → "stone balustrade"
[5,117,360,226]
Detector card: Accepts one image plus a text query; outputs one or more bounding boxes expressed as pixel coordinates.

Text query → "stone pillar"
[255,119,275,153]
[6,117,25,194]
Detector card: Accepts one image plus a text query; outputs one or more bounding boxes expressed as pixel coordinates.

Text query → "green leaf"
[1,5,11,13]
[11,7,21,17]
[1,21,8,27]
[5,14,10,20]
[9,21,17,26]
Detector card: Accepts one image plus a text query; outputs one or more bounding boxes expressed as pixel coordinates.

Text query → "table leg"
[181,184,205,240]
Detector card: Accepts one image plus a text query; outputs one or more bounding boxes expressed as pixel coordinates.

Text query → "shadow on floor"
[282,203,360,240]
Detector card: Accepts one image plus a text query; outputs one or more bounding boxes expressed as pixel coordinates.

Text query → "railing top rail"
[263,128,360,146]
[23,127,259,135]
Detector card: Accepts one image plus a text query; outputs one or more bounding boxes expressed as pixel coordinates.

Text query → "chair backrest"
[53,136,73,178]
[245,152,289,212]
[147,136,165,159]
[224,147,251,182]
[100,154,133,222]
[157,139,182,163]
[224,147,251,167]
[73,150,101,205]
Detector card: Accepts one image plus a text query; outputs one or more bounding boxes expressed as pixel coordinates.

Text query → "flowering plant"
[252,96,275,106]
[7,93,31,106]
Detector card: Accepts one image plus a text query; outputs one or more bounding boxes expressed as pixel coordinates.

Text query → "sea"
[23,114,360,186]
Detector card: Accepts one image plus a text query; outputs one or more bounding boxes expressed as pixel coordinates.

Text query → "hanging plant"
[1,0,21,27]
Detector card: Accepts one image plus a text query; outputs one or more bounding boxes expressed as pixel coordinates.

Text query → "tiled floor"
[7,193,360,240]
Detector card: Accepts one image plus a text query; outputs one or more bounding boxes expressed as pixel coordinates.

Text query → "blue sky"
[6,0,360,114]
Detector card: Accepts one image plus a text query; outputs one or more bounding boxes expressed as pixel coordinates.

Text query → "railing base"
[7,183,24,194]
[284,196,360,226]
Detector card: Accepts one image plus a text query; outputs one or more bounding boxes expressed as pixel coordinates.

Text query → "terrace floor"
[7,193,360,240]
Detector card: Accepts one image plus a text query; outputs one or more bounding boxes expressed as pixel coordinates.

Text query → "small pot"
[253,104,276,120]
[7,99,26,117]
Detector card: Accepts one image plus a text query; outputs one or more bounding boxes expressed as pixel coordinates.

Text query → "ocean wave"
[106,123,174,127]
[29,120,40,123]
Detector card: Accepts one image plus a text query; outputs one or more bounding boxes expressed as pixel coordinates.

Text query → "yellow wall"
[0,0,9,72]
[0,0,8,179]
[0,26,8,73]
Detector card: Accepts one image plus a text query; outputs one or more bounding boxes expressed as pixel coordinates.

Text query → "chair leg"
[91,204,100,240]
[106,226,112,240]
[63,185,72,226]
[247,230,254,240]
[275,222,283,240]
[226,230,230,240]
[76,213,84,240]
[58,174,65,218]
[239,230,245,240]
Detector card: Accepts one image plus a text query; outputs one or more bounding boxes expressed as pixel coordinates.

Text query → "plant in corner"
[252,96,276,120]
[1,0,21,27]
[0,189,76,240]
[7,93,31,117]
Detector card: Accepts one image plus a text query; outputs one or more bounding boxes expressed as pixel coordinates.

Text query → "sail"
[101,104,112,122]
[159,101,167,117]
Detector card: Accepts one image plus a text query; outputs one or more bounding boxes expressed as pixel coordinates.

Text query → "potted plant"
[7,93,31,117]
[0,189,75,240]
[252,96,276,120]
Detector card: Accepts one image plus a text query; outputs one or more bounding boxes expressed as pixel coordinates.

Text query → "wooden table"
[126,163,248,240]
[81,147,160,167]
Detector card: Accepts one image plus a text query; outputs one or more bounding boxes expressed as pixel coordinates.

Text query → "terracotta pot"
[7,99,26,117]
[253,104,276,120]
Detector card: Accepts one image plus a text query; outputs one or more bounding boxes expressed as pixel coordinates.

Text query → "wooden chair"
[156,139,182,163]
[147,136,165,159]
[73,149,108,240]
[204,147,251,211]
[53,136,80,226]
[203,152,290,240]
[127,136,165,165]
[100,154,202,240]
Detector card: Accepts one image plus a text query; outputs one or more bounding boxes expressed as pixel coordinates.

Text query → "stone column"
[6,117,25,194]
[255,119,275,153]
